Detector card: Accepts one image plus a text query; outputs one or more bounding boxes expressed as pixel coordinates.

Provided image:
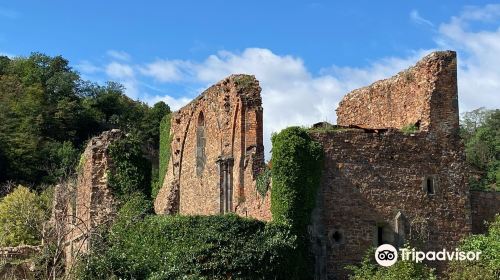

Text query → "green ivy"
[401,123,418,134]
[154,113,172,199]
[256,166,271,196]
[270,126,324,279]
[108,134,152,199]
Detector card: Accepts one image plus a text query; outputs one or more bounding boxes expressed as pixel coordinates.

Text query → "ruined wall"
[309,51,471,279]
[310,129,471,279]
[63,129,122,270]
[470,191,500,234]
[154,75,271,221]
[336,51,459,139]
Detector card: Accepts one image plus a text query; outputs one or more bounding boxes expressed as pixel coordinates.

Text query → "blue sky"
[1,1,500,154]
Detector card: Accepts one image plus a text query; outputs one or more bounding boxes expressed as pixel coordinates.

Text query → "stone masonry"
[309,51,472,279]
[154,75,271,220]
[62,129,123,270]
[470,191,500,234]
[337,51,459,140]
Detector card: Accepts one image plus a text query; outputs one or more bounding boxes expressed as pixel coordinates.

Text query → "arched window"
[196,112,206,176]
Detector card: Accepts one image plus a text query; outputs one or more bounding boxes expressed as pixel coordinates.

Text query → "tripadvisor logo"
[375,244,398,267]
[374,244,482,267]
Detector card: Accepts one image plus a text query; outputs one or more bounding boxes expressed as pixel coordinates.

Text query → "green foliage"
[256,166,272,196]
[0,53,170,187]
[73,214,296,280]
[347,247,436,280]
[401,123,418,134]
[271,126,323,230]
[461,108,500,190]
[307,122,348,133]
[270,126,323,278]
[108,134,152,198]
[154,113,172,199]
[0,186,50,246]
[447,214,500,280]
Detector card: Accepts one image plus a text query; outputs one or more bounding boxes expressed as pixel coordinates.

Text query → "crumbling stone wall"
[154,75,271,221]
[310,51,471,279]
[63,129,123,270]
[337,51,459,139]
[470,191,500,234]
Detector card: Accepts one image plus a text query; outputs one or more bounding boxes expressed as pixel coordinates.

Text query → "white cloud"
[140,59,193,82]
[107,50,131,61]
[105,62,134,79]
[0,51,14,58]
[437,4,500,112]
[76,60,101,74]
[137,48,421,157]
[410,9,434,27]
[145,94,192,111]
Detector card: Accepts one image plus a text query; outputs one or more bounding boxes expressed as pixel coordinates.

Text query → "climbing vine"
[154,113,172,199]
[256,166,272,196]
[270,126,324,278]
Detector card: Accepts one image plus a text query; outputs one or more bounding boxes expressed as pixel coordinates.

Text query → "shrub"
[73,214,296,280]
[447,214,500,279]
[0,185,48,246]
[347,247,436,280]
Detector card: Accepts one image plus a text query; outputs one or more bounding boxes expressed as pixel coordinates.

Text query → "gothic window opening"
[196,112,206,176]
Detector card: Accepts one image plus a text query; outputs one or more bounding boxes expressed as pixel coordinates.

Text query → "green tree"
[0,186,48,246]
[461,109,500,190]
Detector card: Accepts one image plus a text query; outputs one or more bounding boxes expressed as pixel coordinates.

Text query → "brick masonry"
[470,191,500,234]
[310,129,471,279]
[337,51,460,140]
[310,51,476,279]
[154,75,271,220]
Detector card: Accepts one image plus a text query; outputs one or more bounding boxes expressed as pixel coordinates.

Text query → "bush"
[0,185,49,246]
[73,214,296,280]
[347,247,436,280]
[270,126,323,278]
[447,214,500,279]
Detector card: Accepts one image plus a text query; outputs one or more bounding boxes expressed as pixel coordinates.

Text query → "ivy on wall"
[270,126,324,279]
[153,113,172,199]
[108,134,152,199]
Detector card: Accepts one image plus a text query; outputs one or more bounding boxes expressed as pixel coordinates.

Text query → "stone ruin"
[154,74,271,220]
[52,129,123,271]
[55,51,499,279]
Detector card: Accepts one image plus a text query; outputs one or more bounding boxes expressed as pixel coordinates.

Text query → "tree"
[461,109,500,190]
[0,186,49,246]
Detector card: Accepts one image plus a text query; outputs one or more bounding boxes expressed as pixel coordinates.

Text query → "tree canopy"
[0,53,170,185]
